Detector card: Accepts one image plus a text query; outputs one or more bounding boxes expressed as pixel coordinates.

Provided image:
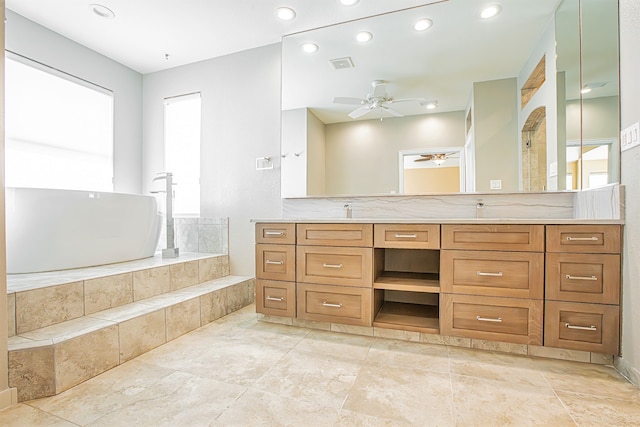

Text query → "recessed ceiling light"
[355,31,373,43]
[89,4,115,19]
[414,18,433,31]
[339,0,360,5]
[301,43,319,54]
[580,87,592,94]
[480,4,501,19]
[276,7,296,21]
[423,100,438,110]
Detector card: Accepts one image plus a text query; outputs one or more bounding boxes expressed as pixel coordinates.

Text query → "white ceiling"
[6,0,444,74]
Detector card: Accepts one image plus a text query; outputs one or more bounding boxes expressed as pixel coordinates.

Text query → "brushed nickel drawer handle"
[566,236,599,241]
[266,296,285,302]
[394,234,418,238]
[265,260,284,265]
[476,316,503,323]
[322,263,343,269]
[565,323,597,331]
[565,274,598,281]
[477,271,503,277]
[322,302,343,308]
[264,231,285,236]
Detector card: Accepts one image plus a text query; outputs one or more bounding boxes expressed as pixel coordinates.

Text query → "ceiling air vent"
[329,57,354,70]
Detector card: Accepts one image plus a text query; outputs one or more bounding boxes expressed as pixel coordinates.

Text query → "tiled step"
[8,275,255,402]
[8,253,229,336]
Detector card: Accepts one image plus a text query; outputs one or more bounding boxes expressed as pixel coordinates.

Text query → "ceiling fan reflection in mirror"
[333,80,425,120]
[414,152,458,166]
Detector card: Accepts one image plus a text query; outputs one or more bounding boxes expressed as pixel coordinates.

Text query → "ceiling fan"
[414,152,458,165]
[333,80,424,119]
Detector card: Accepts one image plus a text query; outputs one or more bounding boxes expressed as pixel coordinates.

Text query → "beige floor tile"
[293,329,373,361]
[343,365,455,425]
[364,338,450,374]
[253,348,362,409]
[451,374,576,426]
[449,346,550,388]
[212,388,339,426]
[88,371,245,426]
[334,409,414,426]
[556,390,640,426]
[0,403,76,426]
[28,360,176,425]
[535,358,640,400]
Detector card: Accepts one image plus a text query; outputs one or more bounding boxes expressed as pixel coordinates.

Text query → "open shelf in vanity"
[373,244,441,333]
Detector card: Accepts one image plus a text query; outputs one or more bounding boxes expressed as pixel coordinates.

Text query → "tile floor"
[1,304,639,426]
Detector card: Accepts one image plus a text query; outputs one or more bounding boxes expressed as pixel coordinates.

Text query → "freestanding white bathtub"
[6,188,162,274]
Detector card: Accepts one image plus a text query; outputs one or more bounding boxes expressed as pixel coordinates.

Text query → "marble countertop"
[251,218,624,224]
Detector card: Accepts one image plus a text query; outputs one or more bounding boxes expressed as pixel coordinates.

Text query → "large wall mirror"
[281,0,619,197]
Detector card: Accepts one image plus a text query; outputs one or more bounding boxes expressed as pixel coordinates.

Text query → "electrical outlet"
[490,179,502,190]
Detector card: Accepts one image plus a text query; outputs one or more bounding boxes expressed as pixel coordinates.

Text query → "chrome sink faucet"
[344,203,353,219]
[476,199,485,219]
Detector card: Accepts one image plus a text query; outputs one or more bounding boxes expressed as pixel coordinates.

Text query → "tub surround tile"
[118,309,167,363]
[132,266,171,301]
[54,325,120,393]
[200,289,228,324]
[226,279,255,312]
[169,261,199,290]
[165,298,201,341]
[16,281,84,334]
[20,316,116,344]
[9,346,56,401]
[84,273,133,315]
[7,293,16,338]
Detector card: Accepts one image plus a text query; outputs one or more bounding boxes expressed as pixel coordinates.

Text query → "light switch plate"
[490,179,502,190]
[549,161,558,177]
[621,122,640,152]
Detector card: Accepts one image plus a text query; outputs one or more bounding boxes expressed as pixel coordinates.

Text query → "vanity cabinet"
[255,223,297,317]
[255,221,622,355]
[544,225,622,354]
[295,223,374,326]
[440,224,545,345]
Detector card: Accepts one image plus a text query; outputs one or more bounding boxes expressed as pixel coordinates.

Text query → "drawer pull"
[265,260,284,265]
[264,231,285,236]
[566,236,599,241]
[565,274,598,281]
[477,271,503,277]
[322,302,343,308]
[476,316,503,323]
[394,234,418,239]
[322,263,343,269]
[266,296,285,302]
[565,323,597,331]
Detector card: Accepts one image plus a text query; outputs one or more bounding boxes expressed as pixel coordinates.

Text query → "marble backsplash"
[157,217,229,254]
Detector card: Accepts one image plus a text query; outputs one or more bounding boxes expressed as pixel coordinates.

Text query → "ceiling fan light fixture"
[89,4,115,19]
[301,42,319,54]
[414,18,433,31]
[480,4,501,19]
[355,31,373,43]
[433,158,446,166]
[276,7,296,21]
[339,0,360,5]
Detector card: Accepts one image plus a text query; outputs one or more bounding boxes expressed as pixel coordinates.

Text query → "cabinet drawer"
[297,223,373,247]
[297,246,373,287]
[440,294,543,345]
[256,280,295,317]
[442,224,544,252]
[546,253,620,304]
[297,283,372,326]
[546,225,621,254]
[255,223,295,245]
[545,301,619,354]
[374,224,440,249]
[255,244,295,282]
[440,250,544,299]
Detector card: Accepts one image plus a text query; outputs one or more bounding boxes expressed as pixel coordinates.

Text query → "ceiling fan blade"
[382,106,404,117]
[390,97,425,104]
[333,96,365,105]
[414,157,432,162]
[348,105,372,119]
[415,154,435,162]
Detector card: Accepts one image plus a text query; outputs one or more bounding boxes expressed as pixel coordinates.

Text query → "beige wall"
[567,96,620,142]
[325,111,465,195]
[618,0,640,387]
[403,167,460,194]
[306,110,326,196]
[473,78,519,192]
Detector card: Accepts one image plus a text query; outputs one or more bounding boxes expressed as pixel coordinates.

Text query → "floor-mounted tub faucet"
[151,172,180,258]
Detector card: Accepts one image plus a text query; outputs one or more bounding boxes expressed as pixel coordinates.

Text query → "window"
[164,93,201,215]
[5,54,114,191]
